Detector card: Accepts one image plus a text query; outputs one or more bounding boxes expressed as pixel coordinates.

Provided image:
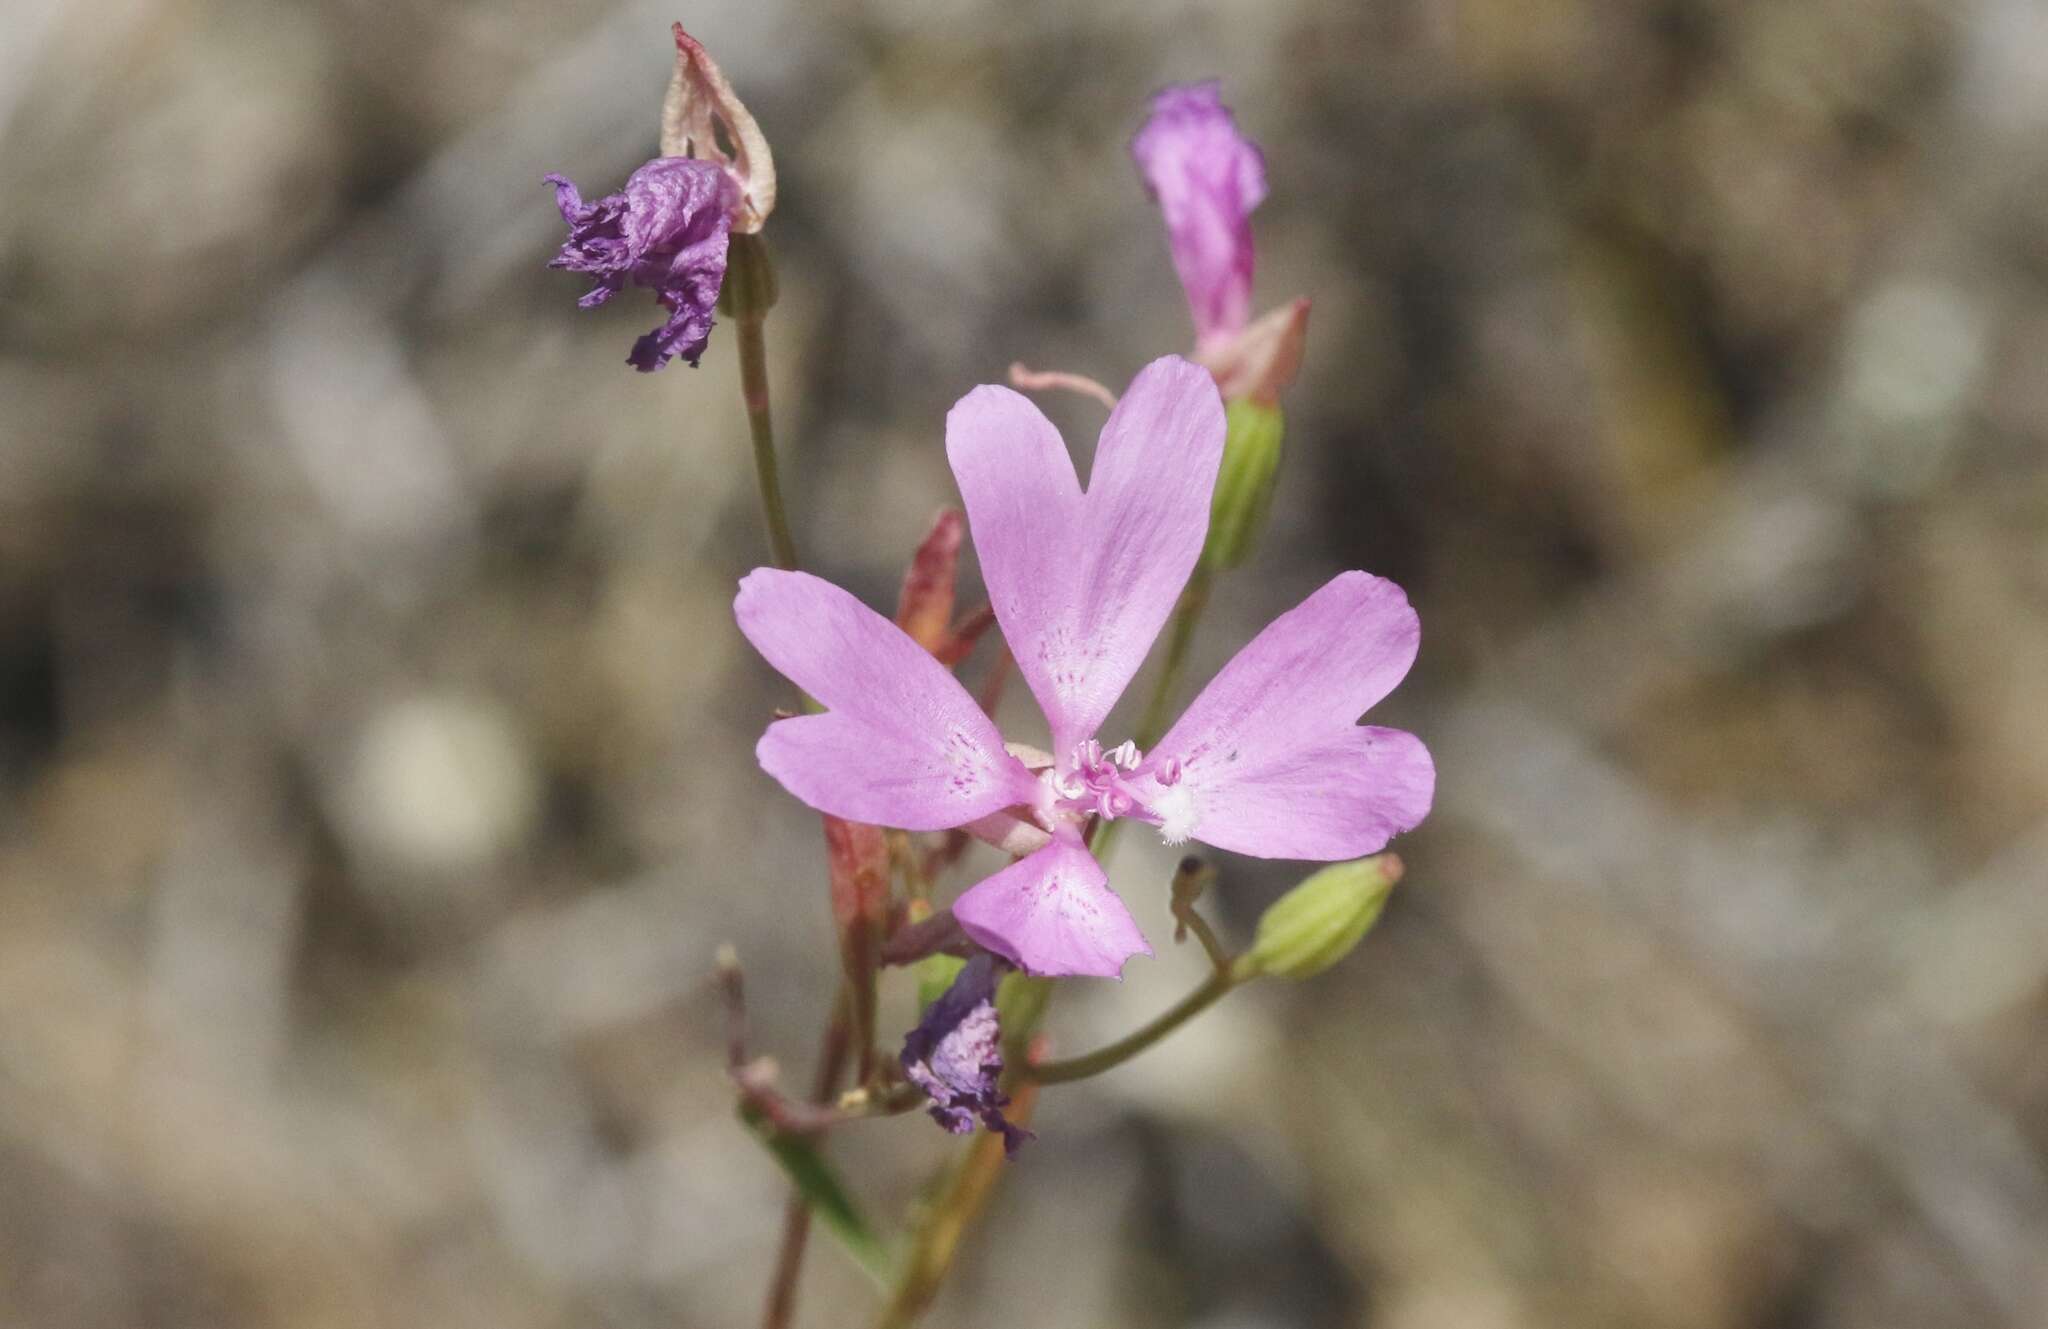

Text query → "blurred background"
[4,0,2047,1325]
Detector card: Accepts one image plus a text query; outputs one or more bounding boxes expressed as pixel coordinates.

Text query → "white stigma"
[1151,784,1197,845]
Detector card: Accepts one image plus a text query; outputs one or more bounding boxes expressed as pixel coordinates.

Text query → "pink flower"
[1131,83,1267,353]
[1134,82,1310,405]
[735,357,1433,978]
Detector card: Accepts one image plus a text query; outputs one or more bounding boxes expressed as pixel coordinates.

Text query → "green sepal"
[994,973,1053,1065]
[915,952,968,1012]
[1201,398,1285,572]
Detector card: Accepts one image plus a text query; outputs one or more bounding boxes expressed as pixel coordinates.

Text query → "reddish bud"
[823,814,889,1076]
[895,509,966,655]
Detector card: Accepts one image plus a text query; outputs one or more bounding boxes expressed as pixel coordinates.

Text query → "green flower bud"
[1245,854,1402,980]
[915,952,967,1012]
[1201,397,1285,572]
[717,232,779,322]
[994,972,1052,1063]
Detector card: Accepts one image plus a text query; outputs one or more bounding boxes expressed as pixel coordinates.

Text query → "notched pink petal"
[948,357,1224,757]
[662,23,775,232]
[952,840,1152,979]
[1149,725,1434,860]
[736,569,1038,830]
[1142,571,1431,858]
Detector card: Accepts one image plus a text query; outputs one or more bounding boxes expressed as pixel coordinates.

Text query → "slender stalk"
[1026,963,1247,1086]
[759,994,851,1329]
[872,1078,1042,1329]
[735,315,799,571]
[1135,567,1213,748]
[865,959,1254,1325]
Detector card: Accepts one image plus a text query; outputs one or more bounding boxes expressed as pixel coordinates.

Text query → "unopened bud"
[895,509,965,655]
[1201,397,1285,571]
[995,973,1052,1063]
[916,952,968,1012]
[1244,854,1402,980]
[662,24,776,233]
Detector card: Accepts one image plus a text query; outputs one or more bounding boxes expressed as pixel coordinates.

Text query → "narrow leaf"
[740,1105,893,1287]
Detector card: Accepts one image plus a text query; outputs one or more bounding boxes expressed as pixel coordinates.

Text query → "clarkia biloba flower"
[545,24,776,371]
[735,356,1434,980]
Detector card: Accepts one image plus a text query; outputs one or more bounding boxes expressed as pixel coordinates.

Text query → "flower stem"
[871,1077,1042,1329]
[758,991,850,1329]
[735,313,800,571]
[1137,567,1213,748]
[1025,959,1251,1086]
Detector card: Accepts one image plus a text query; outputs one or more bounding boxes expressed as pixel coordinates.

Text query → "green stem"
[1136,567,1213,747]
[758,994,850,1329]
[1026,960,1250,1087]
[736,314,799,571]
[872,1077,1042,1329]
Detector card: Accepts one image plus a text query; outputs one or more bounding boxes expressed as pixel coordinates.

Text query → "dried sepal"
[1197,295,1310,405]
[661,23,776,233]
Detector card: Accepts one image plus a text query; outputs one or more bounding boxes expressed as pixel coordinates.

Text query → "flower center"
[1046,739,1184,826]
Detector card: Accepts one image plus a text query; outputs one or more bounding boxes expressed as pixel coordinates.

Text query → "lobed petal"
[1139,571,1435,859]
[736,569,1040,830]
[947,356,1224,759]
[952,839,1152,979]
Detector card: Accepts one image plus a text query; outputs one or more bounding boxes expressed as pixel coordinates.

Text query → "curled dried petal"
[1197,296,1310,405]
[662,23,776,233]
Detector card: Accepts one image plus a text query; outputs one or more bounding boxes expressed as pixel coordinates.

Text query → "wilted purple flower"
[1131,82,1268,353]
[735,356,1434,979]
[546,158,737,371]
[545,24,774,371]
[901,953,1029,1153]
